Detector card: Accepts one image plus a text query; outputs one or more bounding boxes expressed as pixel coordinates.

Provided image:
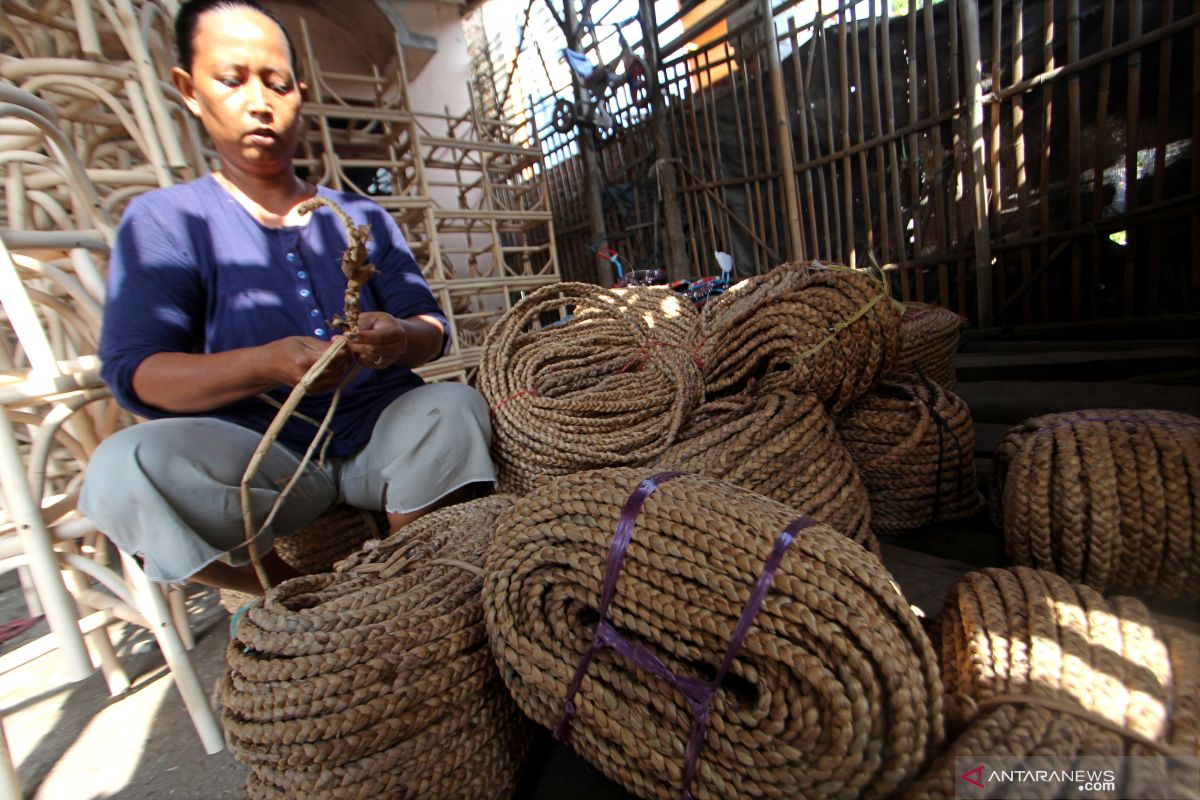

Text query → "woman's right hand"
[131,336,353,413]
[267,336,352,393]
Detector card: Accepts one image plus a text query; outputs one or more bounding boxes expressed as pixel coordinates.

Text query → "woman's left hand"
[346,311,444,369]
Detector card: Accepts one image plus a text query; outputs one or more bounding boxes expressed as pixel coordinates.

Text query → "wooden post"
[560,0,610,285]
[1123,0,1143,316]
[1067,0,1082,320]
[959,0,993,328]
[638,0,689,280]
[760,0,802,263]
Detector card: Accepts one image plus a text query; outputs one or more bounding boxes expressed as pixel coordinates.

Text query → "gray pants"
[78,383,495,582]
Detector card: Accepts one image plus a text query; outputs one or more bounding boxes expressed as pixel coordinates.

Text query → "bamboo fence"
[490,0,1198,326]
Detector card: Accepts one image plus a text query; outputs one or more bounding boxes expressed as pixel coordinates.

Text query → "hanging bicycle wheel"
[628,57,650,109]
[552,98,576,133]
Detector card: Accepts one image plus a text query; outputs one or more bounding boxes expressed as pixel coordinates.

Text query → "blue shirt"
[98,175,447,457]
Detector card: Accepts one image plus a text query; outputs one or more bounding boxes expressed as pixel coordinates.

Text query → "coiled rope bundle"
[892,302,964,390]
[936,566,1187,740]
[220,496,531,800]
[274,504,382,576]
[483,468,943,800]
[692,263,901,412]
[836,380,980,533]
[900,700,1199,799]
[612,285,699,346]
[990,409,1200,599]
[910,566,1200,798]
[653,387,878,554]
[219,505,383,614]
[698,261,810,327]
[479,282,703,495]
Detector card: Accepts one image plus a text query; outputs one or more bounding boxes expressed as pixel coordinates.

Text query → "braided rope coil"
[220,496,531,800]
[892,302,964,390]
[990,409,1200,599]
[935,566,1184,741]
[899,701,1200,800]
[653,388,879,555]
[906,566,1200,798]
[691,262,901,412]
[274,505,382,575]
[611,285,699,346]
[219,505,382,614]
[479,283,703,495]
[836,380,981,533]
[483,468,944,800]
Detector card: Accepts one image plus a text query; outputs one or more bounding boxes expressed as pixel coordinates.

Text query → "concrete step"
[955,343,1199,383]
[956,380,1200,425]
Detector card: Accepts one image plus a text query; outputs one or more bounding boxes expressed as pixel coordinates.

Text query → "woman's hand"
[267,336,352,393]
[131,336,352,413]
[346,312,444,370]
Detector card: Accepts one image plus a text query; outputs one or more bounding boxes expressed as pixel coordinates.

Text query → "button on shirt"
[97,176,448,457]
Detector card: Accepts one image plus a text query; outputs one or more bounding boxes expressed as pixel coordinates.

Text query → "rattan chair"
[0,86,222,754]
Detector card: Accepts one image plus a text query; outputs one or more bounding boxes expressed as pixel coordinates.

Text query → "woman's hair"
[174,0,298,75]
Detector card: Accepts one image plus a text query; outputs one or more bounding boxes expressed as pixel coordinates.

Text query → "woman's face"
[172,7,301,181]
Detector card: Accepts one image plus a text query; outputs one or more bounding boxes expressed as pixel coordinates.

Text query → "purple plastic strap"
[678,515,816,799]
[554,471,684,739]
[552,472,818,799]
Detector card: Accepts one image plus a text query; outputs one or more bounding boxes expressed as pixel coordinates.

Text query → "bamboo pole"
[748,32,779,268]
[637,0,688,281]
[987,0,1003,313]
[905,1,923,298]
[790,17,820,260]
[922,0,948,305]
[837,1,855,265]
[563,0,609,285]
[959,0,993,328]
[663,71,698,277]
[866,0,888,264]
[683,54,717,264]
[1012,0,1033,323]
[1037,0,1055,321]
[849,0,874,260]
[1090,0,1114,319]
[1067,0,1082,320]
[1123,0,1143,316]
[880,1,909,297]
[992,14,1197,102]
[1149,0,1170,312]
[816,19,843,259]
[697,46,728,262]
[729,35,768,269]
[949,0,966,313]
[759,0,801,262]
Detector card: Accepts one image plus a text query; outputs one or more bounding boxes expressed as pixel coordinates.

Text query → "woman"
[79,0,495,594]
